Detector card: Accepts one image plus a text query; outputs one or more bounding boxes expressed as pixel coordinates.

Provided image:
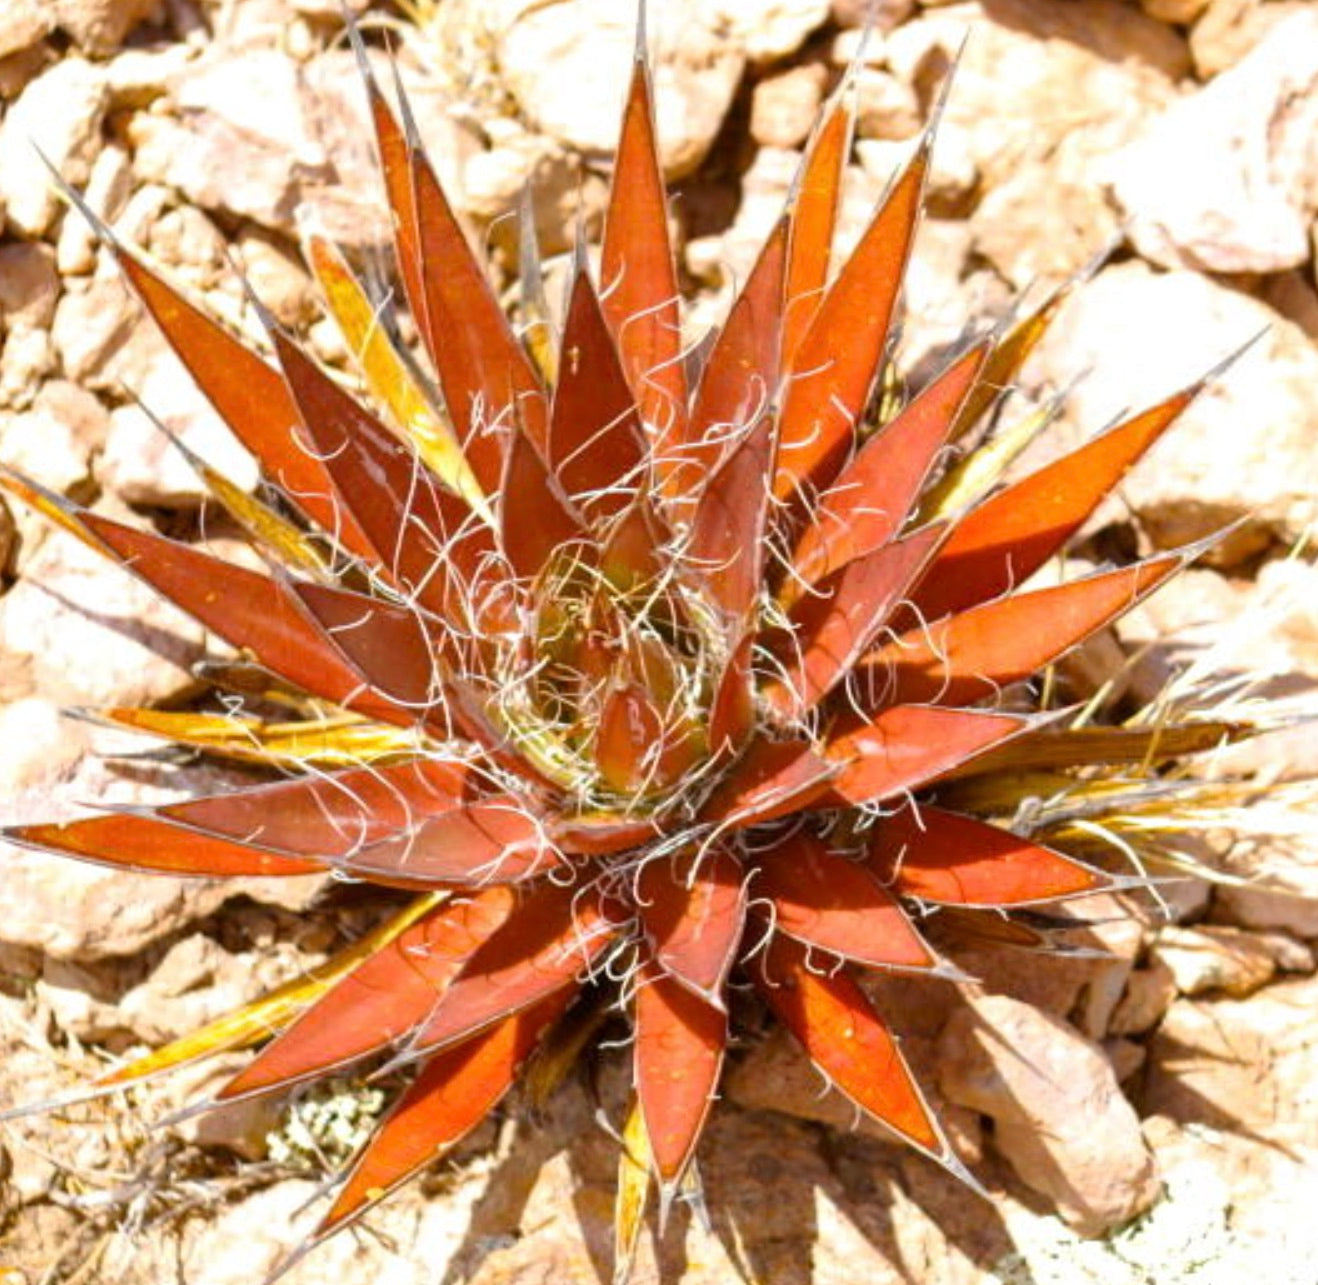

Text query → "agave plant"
[0,13,1266,1281]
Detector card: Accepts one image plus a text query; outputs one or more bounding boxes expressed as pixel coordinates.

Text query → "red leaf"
[755,831,936,971]
[411,135,547,493]
[360,58,428,356]
[287,581,445,716]
[498,424,587,581]
[2,814,320,879]
[550,813,661,856]
[786,343,987,599]
[699,738,838,828]
[159,757,475,856]
[596,682,664,795]
[405,881,615,1056]
[685,217,788,508]
[753,934,944,1154]
[548,259,647,520]
[595,680,699,795]
[337,798,565,885]
[826,706,1030,805]
[311,991,572,1243]
[268,328,486,618]
[782,94,853,365]
[634,963,726,1186]
[859,554,1182,708]
[686,415,776,624]
[599,498,671,593]
[909,387,1196,624]
[765,524,945,716]
[775,141,926,498]
[707,630,757,758]
[637,846,747,1001]
[111,249,372,560]
[869,805,1108,906]
[601,57,688,479]
[77,510,413,727]
[218,888,518,1099]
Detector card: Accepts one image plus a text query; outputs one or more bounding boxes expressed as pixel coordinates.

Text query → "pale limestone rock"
[299,47,475,251]
[50,276,138,389]
[110,179,171,246]
[0,493,14,573]
[52,0,159,54]
[1190,0,1310,79]
[751,63,829,149]
[461,131,606,260]
[55,142,133,276]
[143,49,334,233]
[0,243,59,331]
[856,125,978,213]
[1118,560,1318,716]
[34,954,133,1044]
[1145,972,1318,1133]
[0,699,89,795]
[701,145,796,285]
[1023,262,1318,554]
[937,993,1159,1234]
[145,202,227,288]
[236,224,315,329]
[0,244,61,412]
[831,25,890,67]
[1136,1118,1318,1284]
[832,0,915,28]
[98,400,257,507]
[705,145,907,303]
[854,68,922,141]
[1140,0,1210,21]
[0,44,52,105]
[32,378,111,455]
[115,931,319,1044]
[0,325,55,410]
[97,337,258,506]
[0,746,273,961]
[104,41,195,108]
[1216,877,1318,941]
[717,0,831,61]
[1156,867,1215,924]
[1260,269,1318,342]
[163,1053,285,1160]
[723,1025,983,1160]
[1072,901,1145,1040]
[0,519,206,708]
[1108,13,1318,274]
[1104,1037,1146,1083]
[306,313,348,367]
[0,0,52,60]
[0,58,107,237]
[1109,959,1178,1036]
[970,154,1123,289]
[302,47,472,197]
[291,0,370,16]
[139,1168,485,1285]
[882,0,1184,281]
[1256,930,1316,972]
[885,0,1188,188]
[0,406,94,497]
[493,0,745,178]
[460,1086,970,1285]
[1151,924,1278,997]
[893,217,983,371]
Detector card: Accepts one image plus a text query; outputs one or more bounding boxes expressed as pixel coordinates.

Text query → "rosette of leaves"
[0,16,1268,1281]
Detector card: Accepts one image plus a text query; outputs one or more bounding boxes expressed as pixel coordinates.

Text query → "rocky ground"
[1,0,1317,1281]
